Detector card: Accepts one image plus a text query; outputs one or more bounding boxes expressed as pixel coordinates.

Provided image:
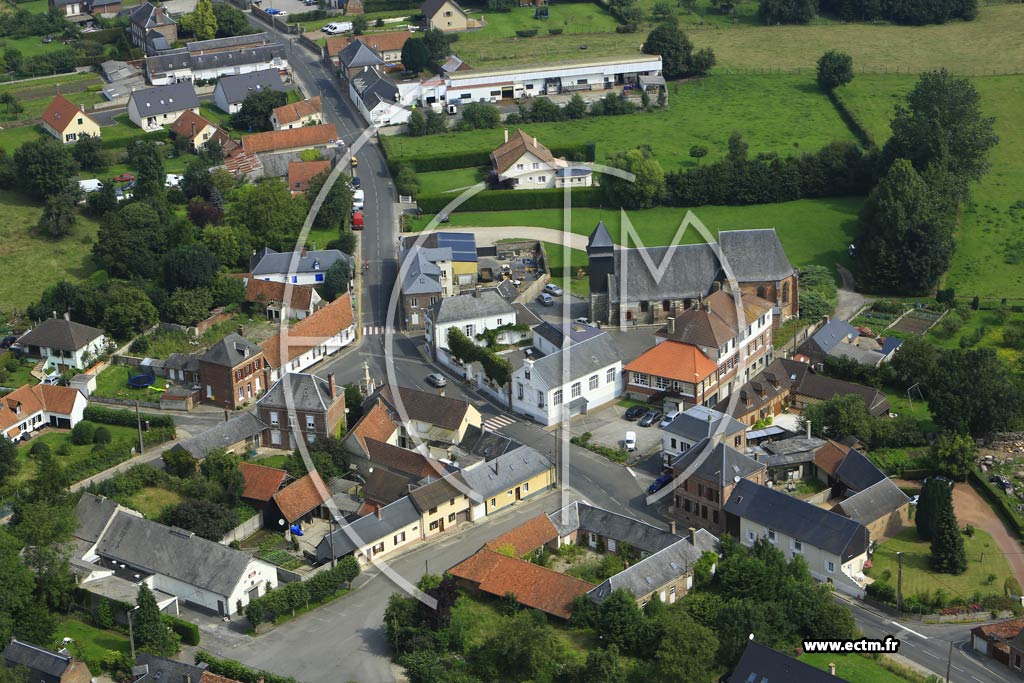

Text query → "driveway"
[572,403,663,456]
[951,481,1024,591]
[835,264,873,321]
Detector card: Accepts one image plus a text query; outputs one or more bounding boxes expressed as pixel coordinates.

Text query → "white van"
[78,179,103,193]
[352,189,364,210]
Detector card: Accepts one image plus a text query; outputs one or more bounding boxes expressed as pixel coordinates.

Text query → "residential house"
[623,340,718,409]
[187,32,277,55]
[190,45,287,83]
[790,370,891,417]
[264,471,329,530]
[17,316,107,372]
[349,66,411,127]
[127,82,200,131]
[256,372,346,449]
[798,317,903,368]
[587,222,799,326]
[815,443,888,497]
[489,129,569,190]
[132,655,214,683]
[242,277,322,320]
[261,295,356,382]
[88,0,121,15]
[165,412,265,460]
[553,166,594,188]
[326,31,410,66]
[460,444,554,518]
[41,94,100,144]
[49,0,85,17]
[315,496,422,565]
[728,640,851,683]
[168,110,218,151]
[750,434,827,483]
[337,39,384,80]
[363,468,414,508]
[0,383,87,441]
[2,640,91,683]
[213,70,288,114]
[724,478,870,597]
[128,2,177,51]
[660,404,748,466]
[241,123,339,155]
[75,493,278,615]
[668,438,766,534]
[342,398,398,456]
[399,232,479,329]
[509,324,622,426]
[250,247,352,286]
[239,462,289,505]
[409,472,471,538]
[287,159,332,194]
[164,352,200,385]
[425,288,518,365]
[832,477,910,543]
[714,357,798,425]
[360,438,449,480]
[271,97,324,130]
[421,0,472,32]
[198,332,269,408]
[375,384,482,456]
[971,618,1024,671]
[144,48,193,85]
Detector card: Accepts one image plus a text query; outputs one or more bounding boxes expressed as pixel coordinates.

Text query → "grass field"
[0,34,73,57]
[127,485,184,518]
[0,190,100,310]
[93,365,170,401]
[386,73,855,172]
[0,71,99,95]
[0,124,49,152]
[12,425,138,486]
[925,307,1024,367]
[866,528,1012,602]
[58,617,130,667]
[800,653,917,683]
[541,240,589,298]
[0,89,104,126]
[417,167,485,194]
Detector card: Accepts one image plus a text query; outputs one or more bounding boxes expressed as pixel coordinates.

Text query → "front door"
[515,486,521,501]
[217,600,225,615]
[439,518,445,533]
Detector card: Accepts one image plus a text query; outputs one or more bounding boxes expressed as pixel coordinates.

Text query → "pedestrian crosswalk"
[362,325,397,336]
[483,414,517,432]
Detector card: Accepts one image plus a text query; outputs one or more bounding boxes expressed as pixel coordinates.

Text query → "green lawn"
[0,34,73,58]
[866,528,1013,602]
[0,124,48,152]
[58,616,130,667]
[1,89,104,126]
[127,485,184,518]
[386,73,855,172]
[255,453,290,469]
[0,358,39,391]
[11,0,51,13]
[0,71,100,95]
[92,365,171,401]
[883,388,939,434]
[412,198,861,272]
[417,167,486,195]
[541,240,589,299]
[800,653,918,683]
[926,308,1024,367]
[12,425,138,487]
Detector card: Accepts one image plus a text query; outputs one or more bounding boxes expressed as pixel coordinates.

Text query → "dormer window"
[313,259,321,270]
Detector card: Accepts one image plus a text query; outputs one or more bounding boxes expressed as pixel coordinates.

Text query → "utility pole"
[127,606,139,660]
[135,400,144,455]
[896,551,903,613]
[329,515,336,569]
[945,640,953,682]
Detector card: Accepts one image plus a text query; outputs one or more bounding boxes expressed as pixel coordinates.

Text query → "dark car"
[0,335,16,349]
[639,410,663,427]
[648,473,673,495]
[351,176,361,189]
[623,405,647,421]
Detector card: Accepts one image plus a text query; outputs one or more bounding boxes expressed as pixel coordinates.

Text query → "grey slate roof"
[164,352,200,372]
[433,289,514,324]
[724,479,869,562]
[74,493,119,543]
[834,448,887,493]
[461,444,552,501]
[532,321,603,350]
[146,30,171,54]
[408,473,467,512]
[664,405,746,443]
[134,654,208,683]
[317,496,420,561]
[351,66,400,108]
[718,229,794,283]
[588,529,718,602]
[730,640,850,683]
[252,248,349,276]
[186,32,272,52]
[339,39,384,69]
[363,468,414,505]
[758,435,827,467]
[811,318,859,354]
[831,342,887,366]
[95,512,258,597]
[793,372,890,416]
[19,317,104,351]
[257,373,334,413]
[401,246,450,295]
[131,2,175,29]
[587,220,614,250]
[549,501,680,555]
[213,68,286,104]
[129,82,199,117]
[3,640,74,682]
[455,424,516,461]
[527,331,620,387]
[671,439,765,486]
[200,332,262,367]
[610,243,719,303]
[834,478,910,526]
[145,47,190,75]
[170,412,266,459]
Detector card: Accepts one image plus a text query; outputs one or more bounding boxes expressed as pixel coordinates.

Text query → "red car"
[114,173,135,183]
[352,211,364,230]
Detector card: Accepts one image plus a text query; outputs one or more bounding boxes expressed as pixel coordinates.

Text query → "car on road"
[165,173,184,188]
[574,317,592,325]
[265,7,286,14]
[322,21,353,34]
[648,473,673,494]
[114,173,135,182]
[350,176,360,189]
[426,373,447,387]
[352,189,364,210]
[352,211,364,230]
[623,405,647,421]
[537,293,554,306]
[639,410,663,427]
[543,283,563,296]
[624,431,636,452]
[659,410,679,428]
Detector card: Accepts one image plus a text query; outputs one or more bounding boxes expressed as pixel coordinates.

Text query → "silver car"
[426,373,447,387]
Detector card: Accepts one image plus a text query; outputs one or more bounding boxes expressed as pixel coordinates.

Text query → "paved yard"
[573,403,664,456]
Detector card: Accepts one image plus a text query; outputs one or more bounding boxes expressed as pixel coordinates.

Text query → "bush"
[194,653,297,683]
[615,23,638,32]
[84,405,175,429]
[30,441,51,457]
[129,336,150,354]
[515,28,538,37]
[93,426,112,444]
[866,581,896,605]
[162,614,200,645]
[548,27,563,34]
[71,420,97,445]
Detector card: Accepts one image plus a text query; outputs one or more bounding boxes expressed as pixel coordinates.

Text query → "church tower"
[587,221,615,322]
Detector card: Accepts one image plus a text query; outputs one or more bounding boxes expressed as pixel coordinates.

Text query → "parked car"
[623,405,647,421]
[350,176,361,189]
[322,21,353,34]
[265,7,286,15]
[351,211,364,230]
[639,410,663,427]
[352,189,365,210]
[0,335,16,349]
[114,173,135,183]
[543,283,564,296]
[574,317,593,325]
[537,293,554,306]
[426,373,447,388]
[78,179,103,193]
[648,473,673,495]
[659,410,679,428]
[624,431,637,452]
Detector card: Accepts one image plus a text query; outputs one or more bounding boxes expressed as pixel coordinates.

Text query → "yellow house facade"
[462,445,555,519]
[42,95,101,144]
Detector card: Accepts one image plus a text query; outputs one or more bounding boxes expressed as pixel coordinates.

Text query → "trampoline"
[128,373,156,389]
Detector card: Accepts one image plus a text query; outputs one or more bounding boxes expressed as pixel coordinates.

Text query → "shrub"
[866,581,896,605]
[129,336,150,354]
[84,405,175,429]
[194,653,296,683]
[29,441,51,457]
[93,426,112,444]
[515,28,538,37]
[71,420,97,445]
[162,614,200,645]
[548,27,563,34]
[1007,576,1023,597]
[615,23,638,32]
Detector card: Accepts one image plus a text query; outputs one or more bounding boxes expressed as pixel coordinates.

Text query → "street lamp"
[127,605,141,660]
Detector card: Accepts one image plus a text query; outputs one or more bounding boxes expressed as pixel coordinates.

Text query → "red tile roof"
[245,278,316,311]
[272,96,322,125]
[169,109,214,140]
[624,340,718,384]
[485,514,558,557]
[272,471,328,523]
[201,672,243,683]
[449,549,593,619]
[239,462,289,502]
[378,385,470,432]
[325,31,410,59]
[814,440,850,477]
[364,438,441,479]
[287,160,332,193]
[42,94,96,134]
[0,384,83,439]
[350,400,397,453]
[971,618,1024,641]
[262,295,354,370]
[241,123,338,155]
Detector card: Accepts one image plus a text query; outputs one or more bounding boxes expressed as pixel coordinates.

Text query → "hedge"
[969,468,1024,538]
[417,186,602,213]
[244,556,360,628]
[84,405,175,429]
[386,141,595,173]
[515,28,539,37]
[162,614,200,645]
[827,88,876,149]
[363,0,420,10]
[195,652,297,683]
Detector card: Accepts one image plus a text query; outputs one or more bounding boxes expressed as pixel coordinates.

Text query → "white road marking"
[891,621,929,640]
[482,415,516,431]
[626,468,638,480]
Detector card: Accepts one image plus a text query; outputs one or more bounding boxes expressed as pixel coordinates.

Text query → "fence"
[220,510,263,545]
[297,32,323,56]
[89,396,161,410]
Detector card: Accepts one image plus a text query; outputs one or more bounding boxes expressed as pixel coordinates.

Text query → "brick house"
[623,340,718,408]
[198,333,269,409]
[265,471,329,530]
[670,439,766,534]
[256,372,345,449]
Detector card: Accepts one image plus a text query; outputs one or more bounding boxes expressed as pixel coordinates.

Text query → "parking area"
[256,0,324,17]
[573,402,665,456]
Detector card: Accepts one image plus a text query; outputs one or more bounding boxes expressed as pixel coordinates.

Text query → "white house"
[127,82,200,131]
[660,405,748,467]
[262,296,356,383]
[191,45,287,84]
[0,384,88,441]
[213,70,287,115]
[490,129,567,190]
[349,67,411,127]
[250,247,352,286]
[17,317,107,372]
[425,289,520,369]
[510,323,622,426]
[724,479,870,598]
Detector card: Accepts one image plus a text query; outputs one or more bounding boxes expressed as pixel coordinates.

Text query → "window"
[269,411,279,426]
[524,367,531,380]
[537,389,544,407]
[306,415,315,430]
[460,93,471,100]
[712,510,719,524]
[589,375,599,390]
[507,489,513,497]
[449,498,455,506]
[767,529,776,542]
[490,498,497,507]
[532,162,539,170]
[553,389,563,405]
[655,375,670,390]
[826,560,835,574]
[571,382,581,398]
[606,367,616,383]
[670,438,677,449]
[448,512,456,522]
[409,298,418,308]
[237,387,244,400]
[464,324,475,336]
[632,372,649,387]
[429,520,439,531]
[429,506,438,515]
[747,531,755,541]
[490,90,500,97]
[793,540,803,553]
[443,9,452,15]
[517,383,524,400]
[497,318,503,325]
[393,531,406,544]
[516,163,524,171]
[537,175,546,183]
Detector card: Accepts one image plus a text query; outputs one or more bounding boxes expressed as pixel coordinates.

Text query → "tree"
[199,449,242,491]
[889,335,940,390]
[305,169,353,231]
[472,610,564,682]
[651,0,675,20]
[212,1,252,37]
[37,193,77,239]
[95,597,114,629]
[187,198,223,227]
[857,158,954,295]
[395,165,420,197]
[582,646,626,683]
[886,69,998,189]
[322,260,350,300]
[162,448,197,477]
[162,499,237,541]
[126,140,166,201]
[134,584,180,656]
[930,433,976,479]
[185,0,218,40]
[231,179,305,249]
[601,146,665,209]
[210,273,246,308]
[163,244,219,290]
[652,612,719,681]
[165,288,214,325]
[102,284,159,340]
[424,109,448,135]
[230,89,288,132]
[689,144,708,166]
[460,102,500,130]
[916,477,949,541]
[202,223,249,267]
[0,91,24,119]
[72,133,106,171]
[800,394,871,441]
[93,202,169,279]
[758,0,816,23]
[927,348,1023,434]
[689,47,716,76]
[528,97,563,122]
[596,589,645,654]
[182,157,213,200]
[642,24,692,79]
[401,37,431,73]
[405,107,427,136]
[71,420,96,445]
[930,485,967,574]
[13,136,78,200]
[422,28,449,61]
[0,530,35,643]
[564,93,587,119]
[0,439,19,487]
[816,50,854,91]
[86,180,118,218]
[13,602,57,645]
[352,14,369,35]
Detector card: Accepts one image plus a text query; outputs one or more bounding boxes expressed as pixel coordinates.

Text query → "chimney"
[533,136,538,148]
[327,372,337,399]
[184,674,192,683]
[669,520,676,535]
[667,316,675,335]
[375,505,383,520]
[828,663,836,676]
[806,420,812,438]
[301,246,308,257]
[503,128,508,143]
[823,315,830,324]
[238,325,244,337]
[80,103,85,112]
[688,527,697,544]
